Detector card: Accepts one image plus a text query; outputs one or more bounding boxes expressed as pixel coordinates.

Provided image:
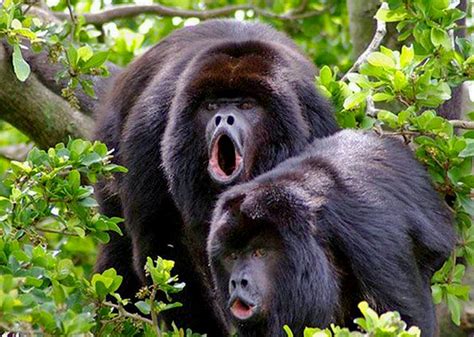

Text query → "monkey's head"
[161,38,336,223]
[207,183,339,336]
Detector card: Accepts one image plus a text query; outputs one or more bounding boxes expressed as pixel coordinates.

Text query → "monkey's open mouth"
[209,133,243,184]
[230,298,255,321]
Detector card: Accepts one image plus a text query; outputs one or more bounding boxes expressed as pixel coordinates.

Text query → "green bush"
[284,302,421,337]
[0,139,203,336]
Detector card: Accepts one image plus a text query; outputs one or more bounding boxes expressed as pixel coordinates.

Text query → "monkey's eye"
[227,252,238,261]
[239,101,254,110]
[252,249,266,258]
[206,102,218,111]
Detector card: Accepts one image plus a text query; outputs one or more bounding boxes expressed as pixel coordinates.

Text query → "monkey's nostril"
[215,116,222,126]
[241,279,248,288]
[227,115,235,125]
[231,280,236,289]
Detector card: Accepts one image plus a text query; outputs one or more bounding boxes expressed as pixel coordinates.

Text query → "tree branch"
[0,143,33,161]
[12,6,122,116]
[342,2,387,82]
[103,301,154,326]
[449,119,474,129]
[53,3,325,25]
[16,41,121,116]
[0,44,94,148]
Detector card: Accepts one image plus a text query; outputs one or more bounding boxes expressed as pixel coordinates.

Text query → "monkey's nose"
[229,273,249,292]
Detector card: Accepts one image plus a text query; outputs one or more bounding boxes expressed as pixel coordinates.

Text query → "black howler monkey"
[208,130,455,337]
[95,19,337,335]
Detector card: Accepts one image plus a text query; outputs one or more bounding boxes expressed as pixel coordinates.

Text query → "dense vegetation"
[0,0,473,335]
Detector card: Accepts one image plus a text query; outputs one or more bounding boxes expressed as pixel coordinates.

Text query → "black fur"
[208,130,455,337]
[95,19,337,335]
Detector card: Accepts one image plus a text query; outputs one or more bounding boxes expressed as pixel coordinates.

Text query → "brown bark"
[0,44,94,148]
[347,0,380,59]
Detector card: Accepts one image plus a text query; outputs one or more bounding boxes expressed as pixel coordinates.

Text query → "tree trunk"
[346,0,380,59]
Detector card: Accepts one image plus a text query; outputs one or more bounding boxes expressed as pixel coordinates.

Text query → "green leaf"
[367,52,395,69]
[77,45,93,62]
[79,197,98,208]
[0,196,12,215]
[459,140,474,158]
[377,110,399,128]
[74,227,86,237]
[431,0,449,10]
[283,325,294,337]
[431,27,451,49]
[343,91,368,110]
[69,139,89,156]
[447,293,461,325]
[10,18,22,29]
[67,45,78,67]
[82,51,109,69]
[393,70,408,91]
[14,28,36,39]
[372,93,394,102]
[56,259,74,280]
[135,301,151,315]
[81,152,102,166]
[12,44,30,82]
[400,45,414,67]
[68,170,81,191]
[319,66,332,87]
[431,284,443,304]
[375,7,408,22]
[80,79,96,98]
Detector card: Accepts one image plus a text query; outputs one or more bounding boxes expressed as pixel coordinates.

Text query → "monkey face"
[202,97,264,185]
[224,247,276,322]
[208,207,284,328]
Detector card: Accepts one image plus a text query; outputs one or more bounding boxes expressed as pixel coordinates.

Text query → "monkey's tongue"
[230,298,254,320]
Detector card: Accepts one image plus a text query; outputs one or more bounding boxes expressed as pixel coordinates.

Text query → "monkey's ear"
[211,184,250,231]
[221,193,246,215]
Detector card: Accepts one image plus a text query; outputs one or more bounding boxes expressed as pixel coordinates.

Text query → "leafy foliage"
[0,0,109,106]
[284,302,421,337]
[0,140,203,336]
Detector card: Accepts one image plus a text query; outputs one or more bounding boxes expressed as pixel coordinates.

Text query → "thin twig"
[103,301,154,326]
[376,119,474,136]
[65,0,77,25]
[286,0,309,15]
[365,95,380,117]
[53,3,326,25]
[341,2,388,82]
[149,287,161,337]
[449,119,474,129]
[380,130,421,137]
[36,227,80,236]
[24,3,34,13]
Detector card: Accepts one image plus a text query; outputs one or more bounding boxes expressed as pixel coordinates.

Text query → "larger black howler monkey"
[208,130,455,337]
[95,19,337,335]
[97,20,452,337]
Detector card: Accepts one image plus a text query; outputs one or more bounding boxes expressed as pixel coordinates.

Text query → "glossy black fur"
[208,130,455,337]
[94,19,337,335]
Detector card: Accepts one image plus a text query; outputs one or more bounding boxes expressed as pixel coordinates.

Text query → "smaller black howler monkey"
[208,130,455,337]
